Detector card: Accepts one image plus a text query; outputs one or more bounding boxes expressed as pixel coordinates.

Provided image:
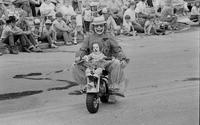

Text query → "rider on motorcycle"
[72,16,129,102]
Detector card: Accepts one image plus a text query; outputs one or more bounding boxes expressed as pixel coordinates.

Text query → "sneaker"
[108,95,117,103]
[30,47,43,52]
[50,44,58,48]
[0,52,3,56]
[73,40,78,45]
[10,46,19,54]
[65,42,72,46]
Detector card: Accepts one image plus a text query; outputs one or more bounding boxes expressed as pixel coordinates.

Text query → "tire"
[86,94,99,113]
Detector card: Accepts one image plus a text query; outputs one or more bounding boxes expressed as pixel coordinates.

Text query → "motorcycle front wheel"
[86,94,99,113]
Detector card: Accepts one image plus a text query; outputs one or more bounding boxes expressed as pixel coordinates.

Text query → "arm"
[53,21,69,32]
[10,26,24,35]
[75,35,90,58]
[109,37,127,61]
[110,16,120,30]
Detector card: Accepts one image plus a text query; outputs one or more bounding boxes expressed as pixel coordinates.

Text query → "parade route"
[0,26,199,125]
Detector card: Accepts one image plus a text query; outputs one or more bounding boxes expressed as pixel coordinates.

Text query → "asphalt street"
[0,26,199,125]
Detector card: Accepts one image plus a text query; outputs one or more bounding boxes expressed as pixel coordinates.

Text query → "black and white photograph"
[0,0,199,124]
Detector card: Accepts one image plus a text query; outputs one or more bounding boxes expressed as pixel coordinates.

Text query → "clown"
[72,16,129,102]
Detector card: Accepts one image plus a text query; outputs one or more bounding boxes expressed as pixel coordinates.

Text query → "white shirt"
[57,5,76,16]
[123,8,136,25]
[40,2,55,17]
[135,1,148,14]
[191,6,200,15]
[83,9,92,21]
[76,14,83,26]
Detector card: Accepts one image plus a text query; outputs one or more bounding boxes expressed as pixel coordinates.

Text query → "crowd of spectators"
[0,0,199,55]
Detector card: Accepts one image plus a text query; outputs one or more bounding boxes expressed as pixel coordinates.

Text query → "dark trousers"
[133,23,144,33]
[2,33,28,47]
[25,34,37,46]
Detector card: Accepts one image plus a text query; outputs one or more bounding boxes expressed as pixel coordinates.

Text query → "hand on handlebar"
[120,60,128,69]
[82,55,89,62]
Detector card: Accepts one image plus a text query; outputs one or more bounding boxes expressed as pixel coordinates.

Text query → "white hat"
[34,19,40,24]
[102,8,108,14]
[91,16,106,25]
[45,19,52,24]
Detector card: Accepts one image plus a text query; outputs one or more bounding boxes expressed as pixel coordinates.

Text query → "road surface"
[0,26,199,125]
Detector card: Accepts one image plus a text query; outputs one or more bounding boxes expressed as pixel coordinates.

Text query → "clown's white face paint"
[92,43,100,54]
[94,24,105,35]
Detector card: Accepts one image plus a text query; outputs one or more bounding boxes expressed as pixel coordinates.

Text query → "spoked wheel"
[86,94,99,113]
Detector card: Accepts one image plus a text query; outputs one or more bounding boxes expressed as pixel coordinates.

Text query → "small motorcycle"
[76,58,115,113]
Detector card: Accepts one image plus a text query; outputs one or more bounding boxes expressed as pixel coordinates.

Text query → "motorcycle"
[75,58,124,113]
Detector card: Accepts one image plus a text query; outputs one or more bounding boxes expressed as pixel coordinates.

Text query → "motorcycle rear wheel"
[86,94,99,113]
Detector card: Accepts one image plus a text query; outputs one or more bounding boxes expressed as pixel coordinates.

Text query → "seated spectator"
[190,0,200,23]
[135,0,156,33]
[52,12,72,45]
[32,19,58,48]
[122,15,136,36]
[101,8,121,36]
[16,12,42,52]
[124,2,144,33]
[40,0,56,19]
[0,16,34,54]
[144,16,165,35]
[160,0,178,29]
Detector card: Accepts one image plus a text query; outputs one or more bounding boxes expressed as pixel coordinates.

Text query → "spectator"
[74,10,84,44]
[124,2,144,33]
[56,1,76,21]
[160,0,178,29]
[16,12,42,52]
[0,0,6,18]
[190,0,200,23]
[101,8,121,36]
[82,4,92,34]
[0,19,4,38]
[32,19,57,48]
[122,15,136,36]
[29,0,42,17]
[40,0,56,19]
[52,12,72,45]
[3,0,16,18]
[39,19,58,48]
[72,0,79,11]
[0,16,33,54]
